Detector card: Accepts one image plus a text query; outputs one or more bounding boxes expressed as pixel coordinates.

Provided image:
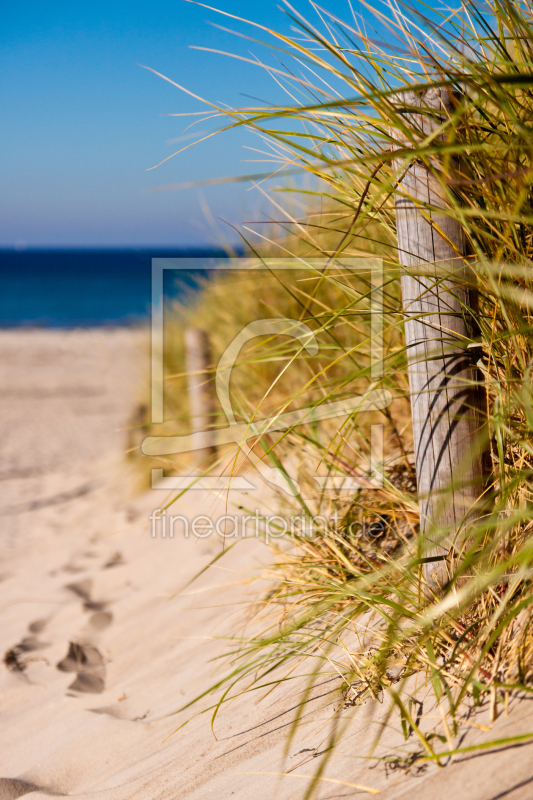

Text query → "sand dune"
[1,329,532,800]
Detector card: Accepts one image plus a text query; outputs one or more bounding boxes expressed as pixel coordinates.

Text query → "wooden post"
[126,402,148,458]
[393,88,484,591]
[184,327,217,469]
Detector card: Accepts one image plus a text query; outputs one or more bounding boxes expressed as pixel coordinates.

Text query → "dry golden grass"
[137,1,533,793]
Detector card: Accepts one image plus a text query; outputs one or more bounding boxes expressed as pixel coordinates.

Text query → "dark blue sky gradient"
[1,1,330,247]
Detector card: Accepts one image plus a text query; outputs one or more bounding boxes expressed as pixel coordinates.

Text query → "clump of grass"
[144,0,533,793]
[136,260,410,488]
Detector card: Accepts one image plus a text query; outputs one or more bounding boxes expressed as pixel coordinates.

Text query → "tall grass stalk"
[144,0,533,794]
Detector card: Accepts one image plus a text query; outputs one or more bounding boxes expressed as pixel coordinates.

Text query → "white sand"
[0,328,532,800]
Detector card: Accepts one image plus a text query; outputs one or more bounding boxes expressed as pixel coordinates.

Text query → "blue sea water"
[0,249,230,328]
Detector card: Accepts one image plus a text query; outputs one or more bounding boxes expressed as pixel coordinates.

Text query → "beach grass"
[140,0,533,793]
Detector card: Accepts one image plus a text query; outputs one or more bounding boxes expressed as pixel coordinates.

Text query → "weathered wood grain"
[393,88,485,590]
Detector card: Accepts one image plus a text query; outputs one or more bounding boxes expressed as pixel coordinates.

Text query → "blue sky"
[1,1,452,248]
[1,1,322,247]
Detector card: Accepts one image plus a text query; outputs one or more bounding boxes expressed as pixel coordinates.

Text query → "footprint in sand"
[0,777,64,799]
[27,618,47,634]
[103,551,124,569]
[67,672,105,694]
[56,641,104,672]
[87,611,113,630]
[3,619,51,673]
[57,567,118,694]
[65,579,108,612]
[56,642,106,694]
[83,599,107,611]
[64,579,92,602]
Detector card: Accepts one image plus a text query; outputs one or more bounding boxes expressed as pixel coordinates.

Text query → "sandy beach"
[1,328,533,800]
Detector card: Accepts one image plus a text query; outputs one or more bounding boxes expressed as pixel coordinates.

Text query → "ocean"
[0,248,231,327]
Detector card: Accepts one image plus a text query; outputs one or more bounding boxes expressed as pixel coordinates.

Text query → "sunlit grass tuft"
[141,0,533,793]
